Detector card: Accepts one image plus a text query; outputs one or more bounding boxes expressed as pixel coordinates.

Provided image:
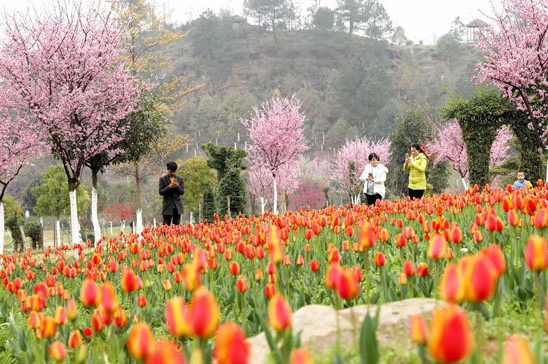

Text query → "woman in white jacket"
[359,153,388,206]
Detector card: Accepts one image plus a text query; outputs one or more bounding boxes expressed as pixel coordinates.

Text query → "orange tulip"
[265,283,276,298]
[214,322,249,364]
[145,340,187,364]
[236,275,248,293]
[165,296,192,337]
[163,279,172,291]
[138,294,147,307]
[100,282,119,314]
[127,322,155,359]
[229,261,240,275]
[398,273,407,285]
[91,308,106,332]
[525,235,548,270]
[463,255,498,302]
[409,314,429,344]
[336,267,359,300]
[41,316,56,338]
[54,306,66,325]
[525,195,538,215]
[27,311,42,329]
[480,244,506,277]
[508,209,521,227]
[374,252,385,266]
[357,221,375,250]
[439,263,464,304]
[396,234,407,248]
[428,304,473,363]
[290,348,314,364]
[67,299,78,320]
[309,260,320,271]
[534,208,548,229]
[188,286,220,338]
[404,260,415,276]
[80,279,101,306]
[325,263,341,289]
[68,330,83,348]
[121,268,139,292]
[268,294,292,331]
[417,262,429,277]
[502,335,535,364]
[49,341,67,362]
[427,234,446,260]
[181,263,201,291]
[266,224,284,264]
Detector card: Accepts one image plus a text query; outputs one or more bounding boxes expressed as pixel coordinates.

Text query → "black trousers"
[408,188,425,200]
[163,207,181,226]
[366,193,382,206]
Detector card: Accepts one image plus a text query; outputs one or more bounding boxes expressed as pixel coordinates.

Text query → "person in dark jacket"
[159,161,185,226]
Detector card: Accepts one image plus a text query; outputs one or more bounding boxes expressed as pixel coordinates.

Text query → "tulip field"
[1,183,548,364]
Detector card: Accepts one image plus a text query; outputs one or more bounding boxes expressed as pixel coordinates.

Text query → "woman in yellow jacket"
[403,143,429,200]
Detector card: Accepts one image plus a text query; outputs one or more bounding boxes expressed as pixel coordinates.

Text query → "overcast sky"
[1,0,496,44]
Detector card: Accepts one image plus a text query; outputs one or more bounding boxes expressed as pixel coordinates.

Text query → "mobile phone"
[368,173,373,178]
[405,153,409,158]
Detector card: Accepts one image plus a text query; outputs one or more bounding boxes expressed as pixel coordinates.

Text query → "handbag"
[366,180,375,195]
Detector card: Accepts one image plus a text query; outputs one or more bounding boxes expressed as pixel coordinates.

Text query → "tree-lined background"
[2,0,541,250]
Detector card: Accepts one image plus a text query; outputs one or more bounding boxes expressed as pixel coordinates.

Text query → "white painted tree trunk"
[0,202,4,255]
[69,189,80,258]
[120,221,125,233]
[461,177,469,191]
[55,220,61,247]
[190,212,194,224]
[260,197,267,215]
[272,175,278,214]
[91,186,101,246]
[110,221,113,236]
[136,209,143,237]
[153,218,156,230]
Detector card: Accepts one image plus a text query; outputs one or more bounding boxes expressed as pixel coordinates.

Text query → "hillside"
[158,16,481,154]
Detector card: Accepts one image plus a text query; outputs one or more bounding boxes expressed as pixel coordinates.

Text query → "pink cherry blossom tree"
[475,0,548,145]
[428,121,513,189]
[0,90,46,254]
[331,137,390,204]
[0,4,141,251]
[242,96,308,214]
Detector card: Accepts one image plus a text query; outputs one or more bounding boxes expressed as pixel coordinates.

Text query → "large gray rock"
[247,298,439,364]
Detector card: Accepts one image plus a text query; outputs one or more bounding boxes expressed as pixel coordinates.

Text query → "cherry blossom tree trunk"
[69,188,81,258]
[260,197,267,214]
[55,219,61,247]
[0,202,4,255]
[91,170,101,246]
[272,174,278,214]
[461,177,468,191]
[135,161,143,237]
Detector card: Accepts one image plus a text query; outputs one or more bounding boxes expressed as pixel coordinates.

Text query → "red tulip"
[188,286,220,338]
[145,340,187,364]
[417,262,429,277]
[68,330,83,348]
[181,263,201,291]
[480,244,506,277]
[268,294,292,331]
[165,296,191,337]
[121,268,139,292]
[290,348,314,364]
[127,322,155,359]
[428,234,446,260]
[428,304,473,363]
[336,267,359,300]
[265,282,276,298]
[404,260,415,276]
[236,275,248,293]
[525,235,548,271]
[409,314,429,344]
[502,335,535,364]
[310,260,320,271]
[49,341,67,362]
[358,221,375,250]
[440,263,464,304]
[463,255,498,302]
[229,261,240,275]
[374,252,385,266]
[214,322,249,364]
[80,279,101,306]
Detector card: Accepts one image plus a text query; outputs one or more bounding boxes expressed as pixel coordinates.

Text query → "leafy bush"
[23,222,43,250]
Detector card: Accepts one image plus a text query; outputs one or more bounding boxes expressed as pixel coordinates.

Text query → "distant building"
[232,16,247,30]
[465,19,489,43]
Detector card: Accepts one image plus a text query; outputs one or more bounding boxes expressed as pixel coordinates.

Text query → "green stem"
[364,250,370,306]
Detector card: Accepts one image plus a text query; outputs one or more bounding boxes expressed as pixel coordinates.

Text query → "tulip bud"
[336,268,359,300]
[182,263,201,291]
[41,316,56,338]
[236,275,248,293]
[374,252,385,267]
[417,262,429,277]
[480,244,506,277]
[265,283,276,298]
[144,340,186,364]
[404,260,415,277]
[100,282,119,314]
[358,221,375,251]
[290,348,314,364]
[502,335,535,364]
[121,268,139,292]
[439,263,464,304]
[229,261,240,275]
[398,273,407,285]
[214,322,250,364]
[309,260,320,271]
[427,234,446,260]
[525,235,548,271]
[68,330,83,348]
[409,314,429,344]
[165,296,192,337]
[189,286,220,338]
[267,225,284,264]
[127,322,155,359]
[80,279,101,306]
[91,308,106,332]
[268,294,292,331]
[428,305,473,363]
[49,341,67,362]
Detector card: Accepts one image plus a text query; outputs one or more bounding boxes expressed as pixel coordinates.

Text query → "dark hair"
[166,161,178,172]
[411,143,429,160]
[517,171,525,175]
[368,153,380,161]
